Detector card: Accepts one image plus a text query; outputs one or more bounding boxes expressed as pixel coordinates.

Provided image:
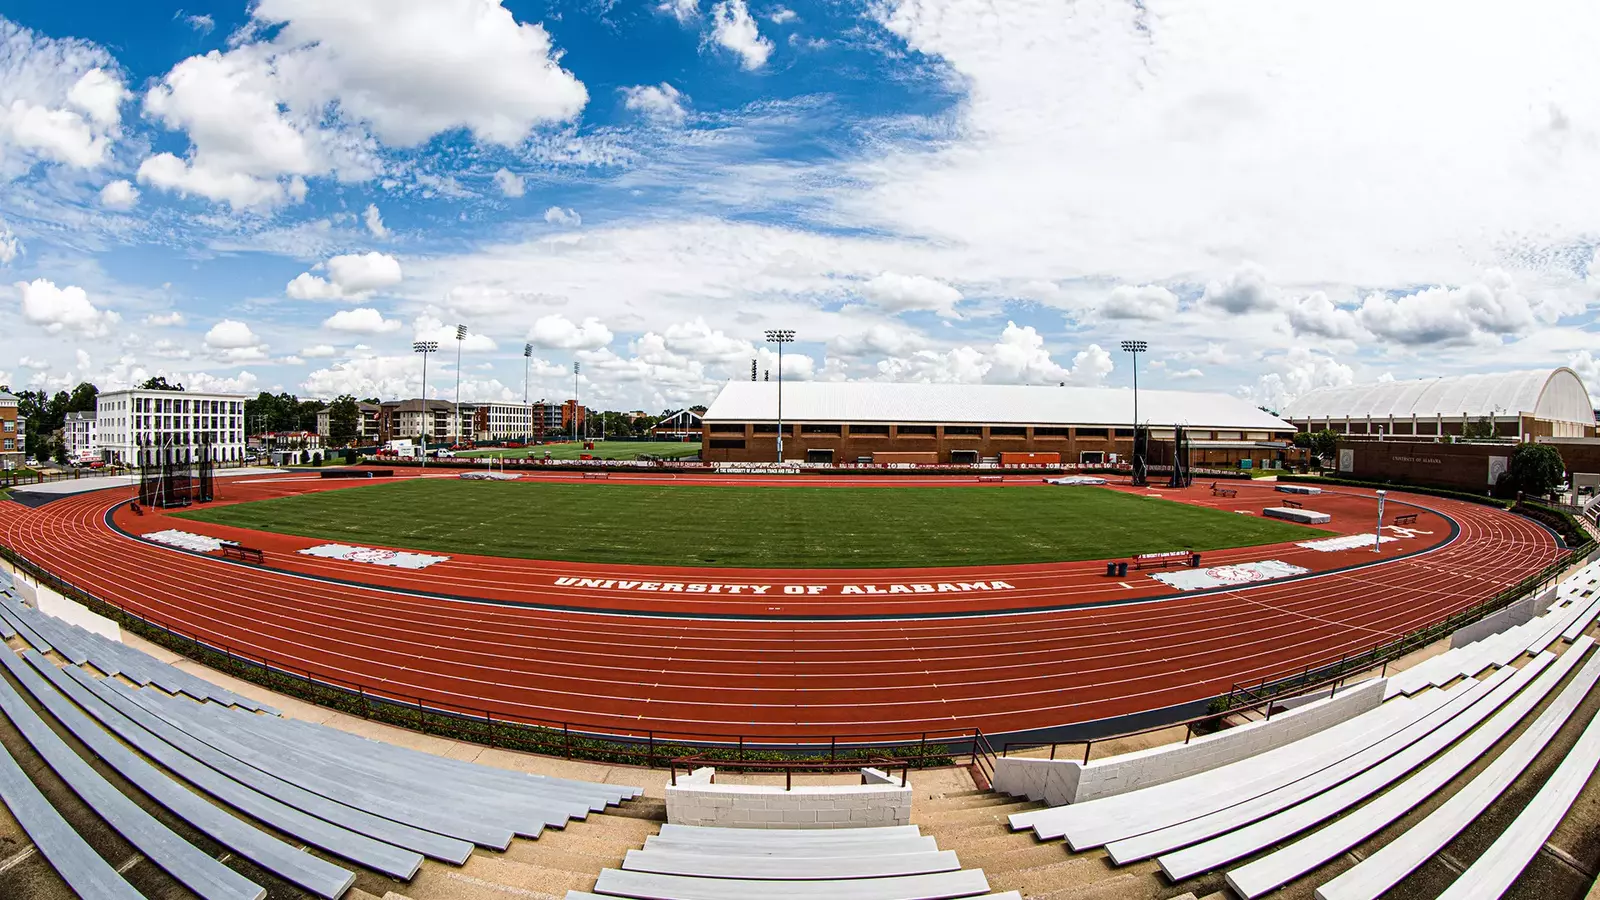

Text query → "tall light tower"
[764,329,795,462]
[413,340,438,467]
[1120,340,1148,486]
[523,343,534,442]
[573,361,581,444]
[452,324,467,447]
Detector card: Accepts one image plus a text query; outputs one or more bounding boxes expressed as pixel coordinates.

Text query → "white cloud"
[1169,368,1205,380]
[528,313,613,350]
[622,83,688,125]
[860,272,963,318]
[1568,350,1600,399]
[658,0,699,23]
[412,315,497,352]
[1586,247,1600,294]
[1200,263,1277,315]
[543,206,581,227]
[363,203,389,239]
[204,319,259,349]
[1355,269,1572,346]
[0,221,18,265]
[1288,291,1365,341]
[301,344,338,358]
[17,356,47,369]
[324,307,402,334]
[711,0,773,70]
[1102,284,1179,320]
[286,251,403,300]
[871,322,1111,387]
[0,29,128,171]
[139,0,586,208]
[493,167,526,197]
[97,178,139,209]
[829,323,927,358]
[1247,348,1354,412]
[144,311,184,327]
[14,278,121,337]
[185,370,260,394]
[183,13,215,33]
[768,7,798,24]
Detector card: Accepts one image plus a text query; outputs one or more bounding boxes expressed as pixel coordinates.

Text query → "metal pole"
[453,324,466,447]
[573,362,580,444]
[421,350,429,468]
[1375,489,1386,553]
[777,341,784,462]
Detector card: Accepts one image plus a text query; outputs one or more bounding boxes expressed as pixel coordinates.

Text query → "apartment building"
[96,389,248,467]
[64,410,98,461]
[0,392,23,469]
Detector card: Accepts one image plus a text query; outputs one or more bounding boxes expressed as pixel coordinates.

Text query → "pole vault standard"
[1374,489,1386,553]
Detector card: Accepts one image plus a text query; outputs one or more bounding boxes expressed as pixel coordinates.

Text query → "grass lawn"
[176,481,1331,568]
[459,441,701,461]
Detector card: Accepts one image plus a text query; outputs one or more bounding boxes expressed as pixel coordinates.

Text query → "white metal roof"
[1280,368,1596,424]
[703,381,1294,431]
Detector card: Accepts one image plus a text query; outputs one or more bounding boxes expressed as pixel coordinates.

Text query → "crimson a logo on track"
[550,577,1017,596]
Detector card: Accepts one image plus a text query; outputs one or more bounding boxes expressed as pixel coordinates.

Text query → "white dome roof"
[1281,368,1595,424]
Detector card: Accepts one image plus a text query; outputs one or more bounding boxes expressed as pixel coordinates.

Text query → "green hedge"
[0,545,955,769]
[1515,501,1588,549]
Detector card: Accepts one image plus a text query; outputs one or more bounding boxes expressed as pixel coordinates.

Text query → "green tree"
[296,398,326,432]
[1463,416,1497,440]
[137,376,184,391]
[327,395,361,446]
[65,382,98,413]
[1504,442,1565,496]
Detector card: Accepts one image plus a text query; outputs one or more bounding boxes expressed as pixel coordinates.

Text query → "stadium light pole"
[523,343,533,442]
[764,329,795,462]
[1120,339,1148,485]
[573,361,581,444]
[414,340,439,467]
[1374,489,1386,553]
[452,324,467,447]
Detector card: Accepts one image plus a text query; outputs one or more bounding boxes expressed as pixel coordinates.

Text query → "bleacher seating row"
[0,588,643,899]
[1007,555,1600,898]
[566,824,1021,900]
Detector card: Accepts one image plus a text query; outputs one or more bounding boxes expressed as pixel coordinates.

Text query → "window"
[709,438,746,449]
[990,426,1025,437]
[752,423,787,434]
[896,425,935,436]
[1076,428,1108,438]
[709,423,747,433]
[1033,427,1070,438]
[944,425,982,436]
[801,423,842,435]
[1114,428,1134,438]
[849,424,890,436]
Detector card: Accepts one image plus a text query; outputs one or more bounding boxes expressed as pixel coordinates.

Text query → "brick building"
[0,391,23,469]
[699,381,1296,466]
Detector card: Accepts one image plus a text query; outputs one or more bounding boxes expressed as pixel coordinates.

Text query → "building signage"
[1389,454,1444,465]
[551,577,1015,596]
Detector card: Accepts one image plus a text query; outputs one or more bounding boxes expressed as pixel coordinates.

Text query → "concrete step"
[1019,870,1158,900]
[955,840,1075,874]
[501,839,629,875]
[988,856,1136,898]
[919,791,1038,811]
[406,855,587,900]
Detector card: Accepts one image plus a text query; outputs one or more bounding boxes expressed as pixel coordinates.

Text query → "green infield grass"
[175,480,1332,568]
[458,441,701,461]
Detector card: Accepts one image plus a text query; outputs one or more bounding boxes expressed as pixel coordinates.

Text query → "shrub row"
[1275,474,1511,509]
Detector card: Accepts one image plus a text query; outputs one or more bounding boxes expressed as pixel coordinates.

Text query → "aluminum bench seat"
[1561,592,1600,642]
[1217,638,1599,898]
[57,666,485,860]
[1011,684,1444,845]
[643,835,942,857]
[1427,697,1600,900]
[1313,639,1600,900]
[0,741,145,900]
[266,713,636,804]
[587,867,994,900]
[1161,645,1580,885]
[622,848,961,879]
[0,649,354,899]
[0,601,52,654]
[0,662,264,900]
[151,694,574,836]
[5,603,90,665]
[1106,663,1530,865]
[8,652,421,882]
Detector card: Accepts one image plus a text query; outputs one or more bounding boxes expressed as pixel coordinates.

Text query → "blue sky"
[3,0,1599,413]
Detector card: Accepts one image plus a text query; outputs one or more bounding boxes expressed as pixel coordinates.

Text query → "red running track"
[0,477,1563,743]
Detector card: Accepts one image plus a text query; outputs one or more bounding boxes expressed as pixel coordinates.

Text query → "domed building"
[1282,368,1596,442]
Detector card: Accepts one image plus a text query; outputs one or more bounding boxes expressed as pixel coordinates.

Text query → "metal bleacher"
[568,824,1020,900]
[0,584,645,899]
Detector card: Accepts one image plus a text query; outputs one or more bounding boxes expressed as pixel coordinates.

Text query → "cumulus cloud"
[323,307,401,334]
[97,178,139,209]
[493,167,525,197]
[286,251,402,300]
[204,319,259,349]
[829,323,928,358]
[137,0,587,208]
[183,13,215,33]
[658,0,699,23]
[144,311,184,327]
[1101,284,1178,320]
[622,83,687,125]
[543,206,581,227]
[1355,269,1573,346]
[711,0,773,70]
[0,31,129,172]
[14,278,120,337]
[301,343,338,358]
[860,272,963,318]
[1169,368,1205,380]
[0,221,18,265]
[768,7,798,24]
[872,322,1111,387]
[528,313,613,350]
[363,203,389,239]
[1288,291,1365,341]
[1247,348,1354,411]
[1200,263,1277,315]
[185,369,260,394]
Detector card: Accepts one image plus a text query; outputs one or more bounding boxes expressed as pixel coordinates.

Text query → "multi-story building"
[530,400,586,439]
[64,410,98,462]
[95,389,248,467]
[472,403,535,441]
[0,391,23,469]
[316,401,383,446]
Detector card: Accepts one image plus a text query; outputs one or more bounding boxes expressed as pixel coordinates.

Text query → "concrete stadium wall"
[1450,586,1557,649]
[665,767,912,829]
[993,677,1387,805]
[3,566,121,641]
